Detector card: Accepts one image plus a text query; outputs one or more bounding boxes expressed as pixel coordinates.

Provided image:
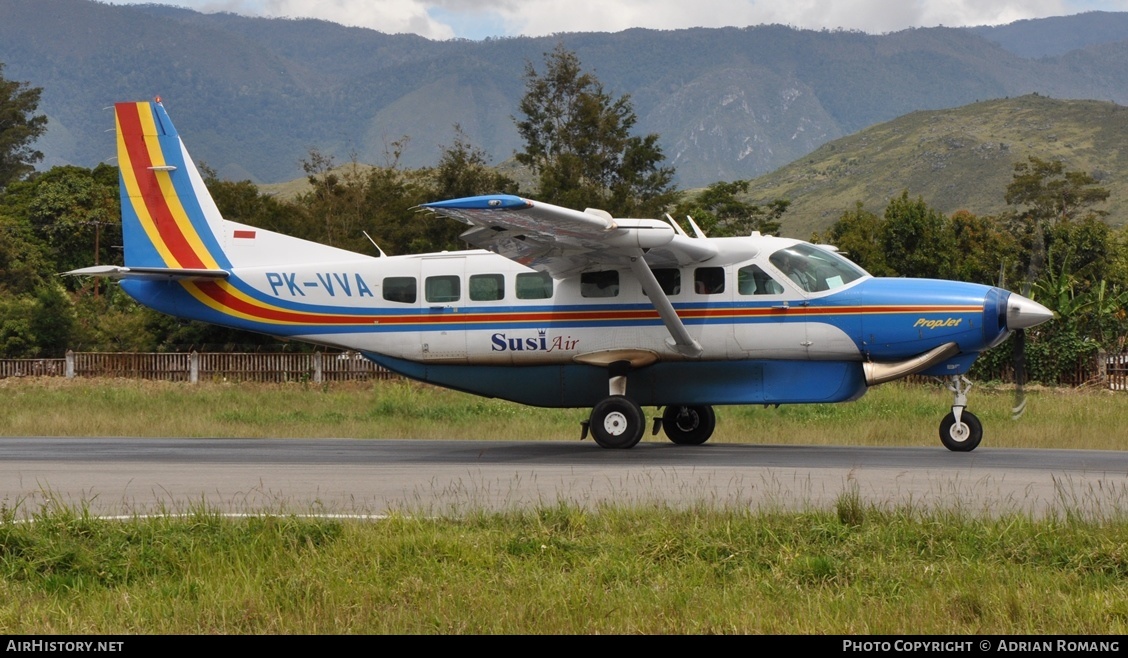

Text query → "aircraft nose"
[1006,293,1054,330]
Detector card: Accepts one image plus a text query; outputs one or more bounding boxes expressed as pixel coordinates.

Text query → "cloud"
[109,0,1128,39]
[168,0,457,38]
[488,0,1076,36]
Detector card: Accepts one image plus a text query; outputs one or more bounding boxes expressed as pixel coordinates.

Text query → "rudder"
[115,100,231,271]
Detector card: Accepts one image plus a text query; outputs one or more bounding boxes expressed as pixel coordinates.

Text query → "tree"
[881,191,953,279]
[817,202,891,276]
[431,124,519,201]
[0,281,75,358]
[671,180,787,237]
[515,45,677,216]
[0,63,48,190]
[1003,156,1111,291]
[1004,156,1109,226]
[947,210,1018,286]
[297,149,370,250]
[414,125,522,252]
[0,211,52,295]
[13,164,121,278]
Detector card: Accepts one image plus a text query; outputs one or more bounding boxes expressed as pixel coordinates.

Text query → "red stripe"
[189,279,986,329]
[117,103,206,269]
[196,282,369,325]
[233,230,256,239]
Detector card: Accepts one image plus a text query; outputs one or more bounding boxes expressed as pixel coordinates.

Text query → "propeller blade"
[1011,328,1027,420]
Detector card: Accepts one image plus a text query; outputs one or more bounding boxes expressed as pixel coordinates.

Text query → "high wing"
[420,195,718,278]
[421,194,718,356]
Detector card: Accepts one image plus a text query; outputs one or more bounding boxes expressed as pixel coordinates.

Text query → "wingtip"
[421,194,532,211]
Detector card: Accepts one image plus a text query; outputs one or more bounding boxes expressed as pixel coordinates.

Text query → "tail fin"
[73,100,368,281]
[114,100,232,274]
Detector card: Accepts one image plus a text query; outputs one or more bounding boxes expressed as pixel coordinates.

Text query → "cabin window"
[469,274,505,301]
[581,270,620,298]
[737,265,785,295]
[516,272,553,299]
[643,268,681,296]
[382,276,417,304]
[694,267,725,295]
[425,275,461,303]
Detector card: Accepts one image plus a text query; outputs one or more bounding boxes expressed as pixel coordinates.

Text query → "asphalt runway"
[2,437,1126,518]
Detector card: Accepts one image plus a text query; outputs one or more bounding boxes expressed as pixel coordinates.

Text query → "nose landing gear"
[940,375,982,451]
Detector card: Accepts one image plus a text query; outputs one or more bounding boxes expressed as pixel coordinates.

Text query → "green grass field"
[0,502,1124,633]
[1,376,1124,450]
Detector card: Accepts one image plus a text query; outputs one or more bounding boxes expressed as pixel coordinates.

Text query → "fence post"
[190,351,199,384]
[313,351,323,384]
[1097,350,1108,387]
[65,350,75,379]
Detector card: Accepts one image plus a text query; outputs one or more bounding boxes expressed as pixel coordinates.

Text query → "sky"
[108,0,1128,41]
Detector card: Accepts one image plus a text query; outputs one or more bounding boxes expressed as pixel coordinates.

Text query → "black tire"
[939,410,983,452]
[590,396,645,449]
[662,404,716,445]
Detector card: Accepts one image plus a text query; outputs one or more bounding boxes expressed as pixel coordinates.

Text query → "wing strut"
[628,250,703,357]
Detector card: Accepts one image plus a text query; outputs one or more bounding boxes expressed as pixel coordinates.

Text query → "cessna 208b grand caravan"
[70,101,1054,449]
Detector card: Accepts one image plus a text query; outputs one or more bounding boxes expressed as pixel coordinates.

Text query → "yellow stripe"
[136,104,219,270]
[182,282,373,326]
[118,107,180,268]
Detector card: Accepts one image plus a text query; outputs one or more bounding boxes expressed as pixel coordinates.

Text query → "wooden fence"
[0,350,1125,389]
[0,351,396,383]
[1109,353,1128,391]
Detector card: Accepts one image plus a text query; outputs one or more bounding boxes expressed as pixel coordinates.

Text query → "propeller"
[1011,225,1047,420]
[1011,325,1027,419]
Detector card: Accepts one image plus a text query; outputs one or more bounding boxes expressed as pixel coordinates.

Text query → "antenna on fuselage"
[362,231,387,257]
[685,215,708,239]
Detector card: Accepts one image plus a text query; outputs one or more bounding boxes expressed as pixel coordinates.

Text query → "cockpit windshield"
[769,243,868,293]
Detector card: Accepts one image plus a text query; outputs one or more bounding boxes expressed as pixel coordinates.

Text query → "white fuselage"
[228,240,865,366]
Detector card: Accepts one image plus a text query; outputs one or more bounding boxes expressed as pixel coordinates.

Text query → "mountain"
[968,11,1128,58]
[3,1,1128,189]
[748,95,1128,237]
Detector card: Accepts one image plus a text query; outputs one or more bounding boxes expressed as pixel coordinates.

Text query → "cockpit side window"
[737,265,785,295]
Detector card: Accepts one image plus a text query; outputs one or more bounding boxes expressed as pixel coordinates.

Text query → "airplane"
[69,100,1055,450]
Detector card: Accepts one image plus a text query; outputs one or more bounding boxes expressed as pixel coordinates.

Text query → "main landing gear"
[940,375,982,452]
[580,360,717,449]
[660,404,716,445]
[582,399,718,449]
[588,395,646,449]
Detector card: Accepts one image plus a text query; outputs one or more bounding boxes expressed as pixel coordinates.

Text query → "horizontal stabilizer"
[65,265,229,281]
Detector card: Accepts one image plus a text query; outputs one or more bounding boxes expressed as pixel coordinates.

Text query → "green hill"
[747,95,1128,238]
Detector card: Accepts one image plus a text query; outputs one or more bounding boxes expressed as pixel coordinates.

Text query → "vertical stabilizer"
[115,100,230,271]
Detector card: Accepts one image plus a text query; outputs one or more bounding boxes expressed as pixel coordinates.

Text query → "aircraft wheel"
[590,396,645,449]
[662,404,716,445]
[939,410,982,452]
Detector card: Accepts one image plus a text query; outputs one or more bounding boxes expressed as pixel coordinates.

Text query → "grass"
[0,376,1125,450]
[1,376,1124,634]
[0,501,1124,634]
